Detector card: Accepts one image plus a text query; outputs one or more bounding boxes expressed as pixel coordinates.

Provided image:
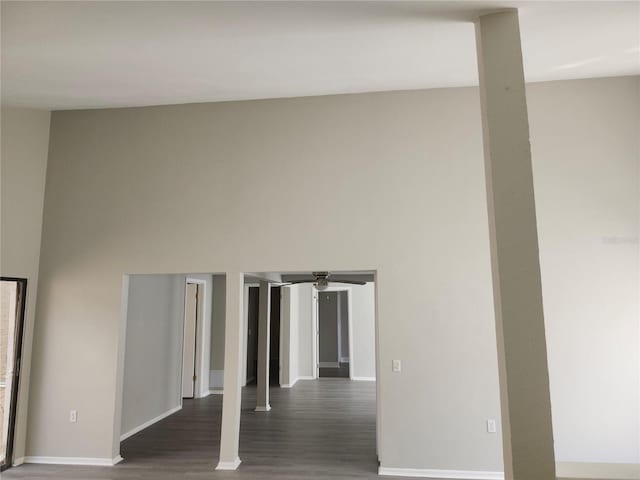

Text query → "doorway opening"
[244,285,281,386]
[118,273,216,456]
[0,278,27,472]
[182,281,203,399]
[316,289,351,378]
[238,270,379,475]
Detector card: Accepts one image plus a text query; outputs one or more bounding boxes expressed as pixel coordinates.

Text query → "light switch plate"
[487,419,497,433]
[392,360,401,372]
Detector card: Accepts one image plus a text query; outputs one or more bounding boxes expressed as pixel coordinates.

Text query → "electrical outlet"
[487,419,497,433]
[70,410,78,423]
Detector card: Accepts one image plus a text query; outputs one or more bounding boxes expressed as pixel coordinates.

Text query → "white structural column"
[255,281,272,411]
[216,272,244,470]
[475,10,556,480]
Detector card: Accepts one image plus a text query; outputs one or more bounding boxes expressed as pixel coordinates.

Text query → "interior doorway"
[0,278,27,472]
[245,285,281,386]
[182,282,202,399]
[317,289,351,378]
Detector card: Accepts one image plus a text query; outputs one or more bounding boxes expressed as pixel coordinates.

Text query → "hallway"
[4,380,382,479]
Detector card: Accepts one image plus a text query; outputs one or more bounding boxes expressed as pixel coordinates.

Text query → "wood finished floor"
[4,379,394,479]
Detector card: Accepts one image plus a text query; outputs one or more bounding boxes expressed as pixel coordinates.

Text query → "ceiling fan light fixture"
[314,278,329,291]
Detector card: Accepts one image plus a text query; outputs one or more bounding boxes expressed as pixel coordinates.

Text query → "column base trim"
[255,405,271,412]
[216,457,241,470]
[378,467,503,479]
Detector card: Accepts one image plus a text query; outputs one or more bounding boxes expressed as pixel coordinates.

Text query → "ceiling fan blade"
[331,280,366,285]
[280,280,315,285]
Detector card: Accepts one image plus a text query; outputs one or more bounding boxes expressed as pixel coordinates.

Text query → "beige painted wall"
[0,107,50,463]
[26,77,639,469]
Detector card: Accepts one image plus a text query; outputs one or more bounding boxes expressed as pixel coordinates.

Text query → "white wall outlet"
[392,359,401,372]
[70,410,78,423]
[487,419,497,433]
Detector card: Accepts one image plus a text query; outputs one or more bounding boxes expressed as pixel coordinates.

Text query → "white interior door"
[182,283,198,398]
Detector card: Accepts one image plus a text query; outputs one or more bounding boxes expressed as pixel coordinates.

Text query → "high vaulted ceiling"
[1,1,638,110]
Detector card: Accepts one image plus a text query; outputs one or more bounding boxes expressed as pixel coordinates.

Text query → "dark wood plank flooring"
[4,379,392,479]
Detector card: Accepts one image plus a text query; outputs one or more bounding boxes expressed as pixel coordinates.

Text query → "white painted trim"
[378,466,503,479]
[13,456,25,466]
[352,376,376,381]
[24,456,125,466]
[242,284,250,387]
[281,375,317,388]
[185,278,209,399]
[216,457,241,470]
[209,388,224,395]
[254,405,271,412]
[556,462,640,479]
[120,405,182,441]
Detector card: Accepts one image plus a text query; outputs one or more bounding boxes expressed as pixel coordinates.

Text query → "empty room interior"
[0,1,639,480]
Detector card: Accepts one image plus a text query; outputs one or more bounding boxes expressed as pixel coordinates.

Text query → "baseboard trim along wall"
[378,467,503,479]
[556,462,640,479]
[352,376,376,381]
[23,456,124,466]
[282,376,316,388]
[379,463,640,480]
[216,457,241,470]
[120,405,182,441]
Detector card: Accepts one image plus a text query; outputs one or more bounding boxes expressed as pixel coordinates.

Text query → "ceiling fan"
[281,271,366,291]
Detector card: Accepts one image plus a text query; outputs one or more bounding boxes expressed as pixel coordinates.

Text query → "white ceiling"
[1,1,638,110]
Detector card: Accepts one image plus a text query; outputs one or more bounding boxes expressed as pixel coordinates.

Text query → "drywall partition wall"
[29,77,639,469]
[350,283,376,379]
[293,284,314,379]
[529,78,640,463]
[120,274,184,437]
[0,107,51,464]
[209,275,225,390]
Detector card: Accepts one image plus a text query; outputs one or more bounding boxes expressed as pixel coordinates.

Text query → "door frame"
[312,286,353,380]
[182,278,208,400]
[0,277,27,472]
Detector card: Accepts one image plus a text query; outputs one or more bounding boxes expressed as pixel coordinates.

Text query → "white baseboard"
[120,405,182,441]
[556,462,640,479]
[216,457,241,470]
[255,405,271,412]
[297,376,315,381]
[378,467,503,479]
[13,457,25,466]
[352,376,376,381]
[24,456,124,466]
[281,377,299,388]
[340,356,350,363]
[208,388,223,395]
